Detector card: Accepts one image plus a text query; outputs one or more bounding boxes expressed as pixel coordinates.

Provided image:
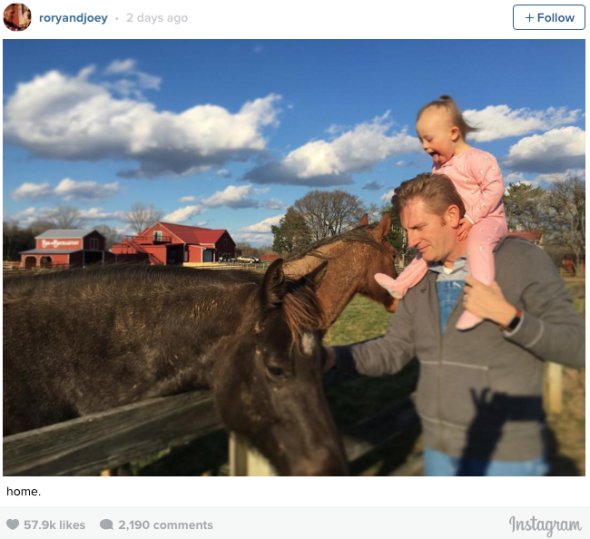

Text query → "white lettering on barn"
[41,239,80,248]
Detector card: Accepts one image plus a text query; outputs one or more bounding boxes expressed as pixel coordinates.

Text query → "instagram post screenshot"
[1,1,588,536]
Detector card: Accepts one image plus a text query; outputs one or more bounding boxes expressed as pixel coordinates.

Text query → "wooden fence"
[3,390,418,476]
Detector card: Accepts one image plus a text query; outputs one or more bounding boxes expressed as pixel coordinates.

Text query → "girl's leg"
[456,218,507,330]
[375,254,428,299]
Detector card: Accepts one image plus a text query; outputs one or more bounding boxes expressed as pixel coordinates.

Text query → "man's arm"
[505,274,584,369]
[326,292,417,380]
[464,245,584,369]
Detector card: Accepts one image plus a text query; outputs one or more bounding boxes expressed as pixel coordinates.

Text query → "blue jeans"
[424,447,549,476]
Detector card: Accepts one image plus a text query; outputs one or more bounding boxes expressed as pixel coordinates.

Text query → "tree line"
[270,177,585,276]
[4,177,585,276]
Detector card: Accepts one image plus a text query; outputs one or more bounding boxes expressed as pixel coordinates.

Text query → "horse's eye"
[266,364,287,380]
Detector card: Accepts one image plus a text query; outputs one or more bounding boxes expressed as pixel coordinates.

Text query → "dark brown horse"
[3,260,348,476]
[284,213,397,328]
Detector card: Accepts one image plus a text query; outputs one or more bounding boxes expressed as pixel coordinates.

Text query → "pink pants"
[395,216,507,295]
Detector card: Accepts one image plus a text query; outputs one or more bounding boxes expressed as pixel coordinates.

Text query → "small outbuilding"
[20,229,115,269]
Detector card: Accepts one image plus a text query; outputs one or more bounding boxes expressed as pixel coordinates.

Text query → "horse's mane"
[285,224,391,262]
[282,279,327,341]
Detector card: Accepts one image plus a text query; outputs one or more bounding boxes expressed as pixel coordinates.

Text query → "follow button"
[514,4,586,29]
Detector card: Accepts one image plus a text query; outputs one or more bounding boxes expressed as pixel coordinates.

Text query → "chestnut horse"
[3,260,348,476]
[284,213,397,328]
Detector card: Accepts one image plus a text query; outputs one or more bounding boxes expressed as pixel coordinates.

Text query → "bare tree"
[126,203,164,234]
[293,190,365,242]
[546,176,585,275]
[503,183,548,232]
[49,206,82,229]
[95,224,120,249]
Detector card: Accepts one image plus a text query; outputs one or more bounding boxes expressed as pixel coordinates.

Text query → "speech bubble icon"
[100,519,114,530]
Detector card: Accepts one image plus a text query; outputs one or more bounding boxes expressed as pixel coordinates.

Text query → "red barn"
[20,229,115,269]
[110,222,236,265]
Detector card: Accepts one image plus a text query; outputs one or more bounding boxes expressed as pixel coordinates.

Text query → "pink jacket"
[432,148,506,225]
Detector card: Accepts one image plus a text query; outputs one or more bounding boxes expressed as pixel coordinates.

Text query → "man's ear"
[445,204,462,227]
[450,126,461,142]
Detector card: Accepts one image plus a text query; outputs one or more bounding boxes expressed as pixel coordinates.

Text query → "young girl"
[376,96,507,330]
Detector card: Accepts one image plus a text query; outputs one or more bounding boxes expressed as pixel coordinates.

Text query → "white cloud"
[533,168,585,184]
[464,105,581,143]
[215,169,232,179]
[77,207,125,222]
[245,114,421,187]
[105,59,136,74]
[163,205,205,224]
[4,66,282,178]
[202,185,260,209]
[6,205,125,227]
[179,196,196,202]
[11,182,53,200]
[11,178,119,202]
[103,59,161,99]
[380,189,395,202]
[261,198,283,210]
[241,214,284,233]
[503,126,585,173]
[54,178,120,201]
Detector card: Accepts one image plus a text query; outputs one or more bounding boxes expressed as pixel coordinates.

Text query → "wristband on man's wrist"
[499,308,523,332]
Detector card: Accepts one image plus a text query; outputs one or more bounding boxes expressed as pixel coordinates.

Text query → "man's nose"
[407,230,419,247]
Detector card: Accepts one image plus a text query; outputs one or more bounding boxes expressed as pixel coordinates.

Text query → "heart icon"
[7,519,19,530]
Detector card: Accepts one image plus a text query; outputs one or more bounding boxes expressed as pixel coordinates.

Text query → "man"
[324,173,584,476]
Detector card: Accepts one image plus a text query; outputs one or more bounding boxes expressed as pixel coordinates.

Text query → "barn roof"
[507,231,543,242]
[156,222,229,245]
[21,249,82,255]
[35,229,101,239]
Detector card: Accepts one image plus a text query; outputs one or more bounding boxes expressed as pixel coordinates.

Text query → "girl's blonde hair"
[417,95,477,139]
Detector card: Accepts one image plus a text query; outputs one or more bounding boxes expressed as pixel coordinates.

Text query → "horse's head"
[214,259,348,476]
[358,213,398,313]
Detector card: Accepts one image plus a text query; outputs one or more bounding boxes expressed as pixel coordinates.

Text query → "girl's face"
[416,108,458,165]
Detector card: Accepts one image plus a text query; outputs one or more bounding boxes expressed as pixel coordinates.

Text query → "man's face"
[400,197,458,264]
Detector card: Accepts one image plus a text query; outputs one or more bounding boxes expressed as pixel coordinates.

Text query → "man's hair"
[417,95,477,140]
[392,173,465,218]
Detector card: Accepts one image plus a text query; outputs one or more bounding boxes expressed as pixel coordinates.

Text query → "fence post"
[544,362,563,414]
[229,433,276,476]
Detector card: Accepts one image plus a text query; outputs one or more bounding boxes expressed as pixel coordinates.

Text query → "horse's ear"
[299,261,328,292]
[359,214,369,226]
[261,258,287,309]
[376,213,391,238]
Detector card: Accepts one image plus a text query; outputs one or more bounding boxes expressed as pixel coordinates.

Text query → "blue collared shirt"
[428,257,468,334]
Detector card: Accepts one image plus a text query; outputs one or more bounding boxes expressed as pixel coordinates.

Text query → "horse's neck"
[284,242,367,328]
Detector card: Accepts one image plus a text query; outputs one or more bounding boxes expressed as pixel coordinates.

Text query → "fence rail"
[3,388,418,476]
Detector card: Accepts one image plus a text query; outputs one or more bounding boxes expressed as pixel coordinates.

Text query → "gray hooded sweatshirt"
[333,237,585,461]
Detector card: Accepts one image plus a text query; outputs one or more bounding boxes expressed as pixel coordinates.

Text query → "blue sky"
[3,40,585,245]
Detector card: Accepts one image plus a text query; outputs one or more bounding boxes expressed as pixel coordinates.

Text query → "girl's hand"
[457,218,473,241]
